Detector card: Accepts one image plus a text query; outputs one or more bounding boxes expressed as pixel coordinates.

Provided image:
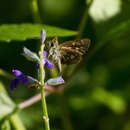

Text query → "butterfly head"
[47,36,60,58]
[47,37,62,72]
[47,36,58,49]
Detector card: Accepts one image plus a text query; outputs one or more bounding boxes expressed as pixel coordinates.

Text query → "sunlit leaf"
[0,24,78,42]
[89,0,121,22]
[0,82,16,120]
[1,120,11,130]
[92,87,126,114]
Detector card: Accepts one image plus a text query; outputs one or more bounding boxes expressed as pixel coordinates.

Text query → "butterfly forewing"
[59,39,90,54]
[59,39,90,64]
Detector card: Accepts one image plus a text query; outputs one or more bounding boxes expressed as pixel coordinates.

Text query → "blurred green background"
[0,0,130,130]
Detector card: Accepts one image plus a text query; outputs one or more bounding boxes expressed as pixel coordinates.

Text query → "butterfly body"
[47,37,90,72]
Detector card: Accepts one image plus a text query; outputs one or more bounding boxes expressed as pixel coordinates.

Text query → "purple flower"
[10,70,38,93]
[37,51,53,69]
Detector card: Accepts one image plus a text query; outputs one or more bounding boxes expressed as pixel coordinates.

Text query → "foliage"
[0,0,130,130]
[0,24,77,42]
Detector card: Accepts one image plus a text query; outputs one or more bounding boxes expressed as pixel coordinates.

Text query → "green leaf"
[0,82,16,120]
[1,120,11,130]
[105,19,130,41]
[0,24,78,42]
[93,20,130,53]
[0,69,14,80]
[92,87,126,114]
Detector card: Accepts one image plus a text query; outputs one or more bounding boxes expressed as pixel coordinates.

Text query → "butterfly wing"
[59,39,90,54]
[59,47,82,65]
[59,39,90,65]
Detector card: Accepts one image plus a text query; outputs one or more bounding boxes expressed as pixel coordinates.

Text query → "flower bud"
[12,70,22,77]
[40,29,46,43]
[46,76,64,86]
[23,47,40,62]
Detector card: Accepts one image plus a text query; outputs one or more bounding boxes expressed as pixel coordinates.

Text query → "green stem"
[39,44,50,130]
[10,114,26,130]
[30,0,41,23]
[77,0,93,39]
[30,0,42,52]
[60,92,73,130]
[77,8,89,39]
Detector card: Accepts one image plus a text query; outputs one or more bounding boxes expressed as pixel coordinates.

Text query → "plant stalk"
[31,0,41,23]
[10,114,26,130]
[39,44,50,130]
[77,0,93,39]
[77,7,89,39]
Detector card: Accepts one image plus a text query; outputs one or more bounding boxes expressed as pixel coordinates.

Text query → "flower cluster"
[10,29,64,93]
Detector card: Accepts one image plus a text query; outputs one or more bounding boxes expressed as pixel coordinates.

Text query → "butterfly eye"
[47,41,53,48]
[50,42,54,47]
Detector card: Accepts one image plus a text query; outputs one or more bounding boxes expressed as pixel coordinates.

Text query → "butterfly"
[47,37,90,72]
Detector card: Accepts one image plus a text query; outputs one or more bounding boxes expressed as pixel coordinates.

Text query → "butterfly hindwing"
[60,47,82,65]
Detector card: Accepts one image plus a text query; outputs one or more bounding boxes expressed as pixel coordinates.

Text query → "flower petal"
[36,63,39,68]
[10,79,20,93]
[45,59,54,69]
[57,76,64,84]
[43,51,47,59]
[20,76,29,85]
[12,70,22,77]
